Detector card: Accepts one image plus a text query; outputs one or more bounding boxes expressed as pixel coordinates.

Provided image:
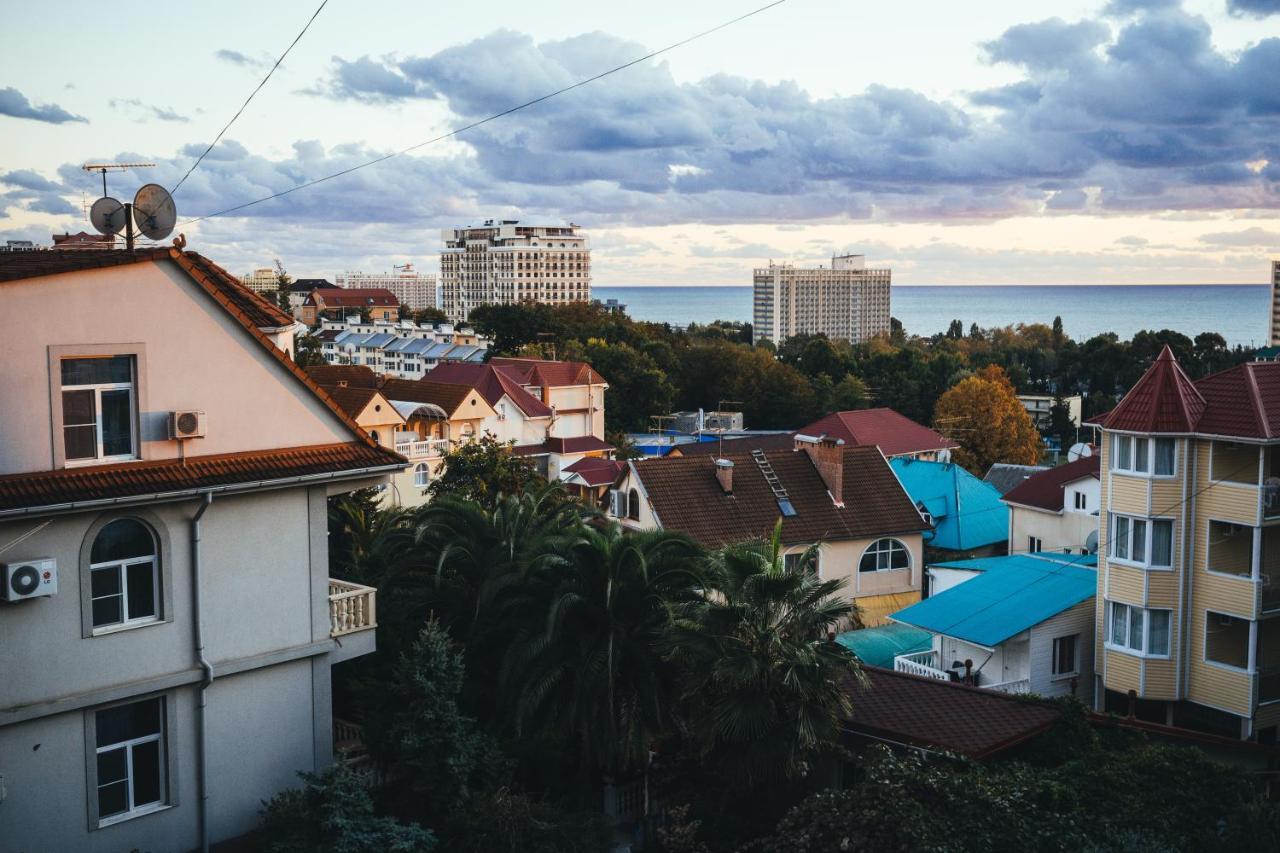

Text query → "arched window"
[627,489,641,521]
[859,538,910,573]
[90,519,159,629]
[413,462,430,488]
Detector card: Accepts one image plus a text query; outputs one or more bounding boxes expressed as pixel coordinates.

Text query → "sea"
[593,284,1271,349]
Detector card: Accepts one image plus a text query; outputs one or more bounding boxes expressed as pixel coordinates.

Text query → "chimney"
[795,433,845,507]
[714,458,734,494]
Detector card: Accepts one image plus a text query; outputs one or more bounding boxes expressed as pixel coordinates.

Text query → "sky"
[2,0,1279,285]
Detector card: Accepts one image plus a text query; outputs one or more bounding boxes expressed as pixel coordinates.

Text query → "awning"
[857,591,921,628]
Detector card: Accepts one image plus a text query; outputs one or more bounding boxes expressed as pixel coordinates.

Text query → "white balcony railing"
[893,650,950,681]
[329,579,377,637]
[986,678,1032,694]
[394,438,450,460]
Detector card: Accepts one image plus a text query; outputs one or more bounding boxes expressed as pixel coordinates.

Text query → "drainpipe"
[191,492,214,853]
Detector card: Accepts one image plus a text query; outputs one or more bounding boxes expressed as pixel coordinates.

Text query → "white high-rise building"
[335,264,437,312]
[752,254,891,346]
[1269,259,1280,346]
[241,266,279,294]
[440,219,591,322]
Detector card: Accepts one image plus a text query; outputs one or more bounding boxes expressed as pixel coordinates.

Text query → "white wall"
[1028,599,1096,703]
[927,567,980,596]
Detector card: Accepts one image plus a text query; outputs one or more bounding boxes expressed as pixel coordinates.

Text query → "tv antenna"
[81,164,176,251]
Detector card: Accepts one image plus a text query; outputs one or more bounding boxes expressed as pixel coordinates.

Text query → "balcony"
[394,437,449,460]
[329,579,377,664]
[893,650,950,681]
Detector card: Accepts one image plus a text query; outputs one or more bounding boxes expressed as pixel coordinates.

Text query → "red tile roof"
[488,356,607,387]
[303,364,380,389]
[629,445,925,547]
[545,435,613,454]
[1100,345,1205,433]
[309,288,399,308]
[0,442,405,515]
[801,408,956,457]
[427,363,553,418]
[669,433,798,457]
[1001,455,1100,512]
[320,386,398,422]
[564,457,626,487]
[841,667,1060,759]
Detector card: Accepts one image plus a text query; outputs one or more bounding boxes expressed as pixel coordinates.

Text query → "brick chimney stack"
[795,433,845,506]
[714,458,734,494]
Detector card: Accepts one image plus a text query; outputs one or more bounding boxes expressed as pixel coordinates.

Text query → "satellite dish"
[89,196,126,235]
[133,183,176,240]
[1084,529,1099,555]
[1067,442,1093,462]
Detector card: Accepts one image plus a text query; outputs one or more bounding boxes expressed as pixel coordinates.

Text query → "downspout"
[191,492,214,853]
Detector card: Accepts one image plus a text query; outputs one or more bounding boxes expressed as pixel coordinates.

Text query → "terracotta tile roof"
[545,436,613,454]
[0,442,405,515]
[380,378,476,416]
[801,408,956,457]
[319,385,389,421]
[308,288,399,308]
[1099,345,1205,433]
[177,252,295,327]
[303,364,380,389]
[488,356,607,387]
[841,666,1060,759]
[670,433,798,457]
[1001,456,1100,512]
[631,445,925,547]
[427,363,553,418]
[564,456,625,487]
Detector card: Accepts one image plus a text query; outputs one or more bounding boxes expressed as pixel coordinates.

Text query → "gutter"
[191,492,214,853]
[0,462,405,519]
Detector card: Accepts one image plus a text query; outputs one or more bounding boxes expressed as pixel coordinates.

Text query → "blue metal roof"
[836,623,932,668]
[891,554,1097,647]
[424,342,454,358]
[889,458,1008,552]
[931,552,1097,573]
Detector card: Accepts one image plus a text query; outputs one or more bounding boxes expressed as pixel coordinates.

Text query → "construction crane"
[81,162,155,196]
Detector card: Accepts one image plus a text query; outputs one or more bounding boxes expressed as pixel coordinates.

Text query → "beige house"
[609,436,927,626]
[1092,346,1280,741]
[1002,455,1101,557]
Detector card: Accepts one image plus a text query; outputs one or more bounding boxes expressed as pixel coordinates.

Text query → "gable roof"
[629,445,925,547]
[427,362,553,417]
[891,553,1097,647]
[801,408,956,457]
[489,356,606,387]
[563,456,626,487]
[1002,456,1100,512]
[380,378,479,417]
[321,386,402,425]
[889,458,1008,552]
[841,666,1060,759]
[303,364,380,389]
[982,463,1049,496]
[309,287,399,308]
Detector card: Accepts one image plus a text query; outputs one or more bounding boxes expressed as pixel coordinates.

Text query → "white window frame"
[1051,634,1079,679]
[1028,536,1043,554]
[1203,610,1253,674]
[1110,434,1177,478]
[1109,513,1174,570]
[1105,601,1172,658]
[859,538,911,573]
[1073,491,1088,511]
[60,356,138,466]
[413,462,430,488]
[90,554,160,634]
[89,695,172,829]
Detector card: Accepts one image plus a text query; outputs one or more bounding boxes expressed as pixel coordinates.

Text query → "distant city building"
[1270,259,1280,346]
[1,240,38,252]
[440,219,591,322]
[286,277,339,312]
[752,254,891,345]
[1017,394,1083,431]
[335,264,436,312]
[241,266,279,294]
[314,315,488,378]
[51,231,115,250]
[595,297,627,314]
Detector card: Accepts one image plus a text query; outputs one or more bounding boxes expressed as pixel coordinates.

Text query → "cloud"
[1,169,62,192]
[1198,227,1280,249]
[110,98,190,123]
[982,19,1111,70]
[1227,0,1280,18]
[1114,235,1149,247]
[1103,0,1180,16]
[0,87,86,124]
[689,242,786,258]
[215,49,270,70]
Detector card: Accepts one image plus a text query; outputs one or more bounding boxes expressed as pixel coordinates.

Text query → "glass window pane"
[62,355,132,386]
[1134,438,1150,472]
[97,779,129,818]
[1149,611,1170,655]
[62,389,96,426]
[64,424,97,461]
[1117,437,1132,470]
[92,595,123,627]
[96,747,128,785]
[1155,439,1176,475]
[91,566,121,598]
[1114,517,1130,559]
[126,562,157,620]
[1132,520,1147,563]
[96,699,161,747]
[131,740,162,806]
[1152,521,1173,566]
[1130,609,1145,650]
[91,520,155,564]
[100,389,133,456]
[1111,603,1127,645]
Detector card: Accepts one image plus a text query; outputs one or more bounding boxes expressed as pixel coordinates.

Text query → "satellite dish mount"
[81,163,175,251]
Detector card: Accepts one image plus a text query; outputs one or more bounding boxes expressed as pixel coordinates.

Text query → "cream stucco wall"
[1008,501,1099,556]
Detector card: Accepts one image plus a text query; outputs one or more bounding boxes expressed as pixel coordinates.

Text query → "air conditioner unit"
[169,410,207,440]
[2,558,57,602]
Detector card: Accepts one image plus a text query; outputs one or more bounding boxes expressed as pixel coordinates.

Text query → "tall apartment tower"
[440,219,591,322]
[335,264,437,311]
[1092,346,1280,741]
[241,267,279,295]
[752,254,891,346]
[1269,259,1280,346]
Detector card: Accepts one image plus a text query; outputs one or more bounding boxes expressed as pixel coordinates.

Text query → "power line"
[178,0,787,226]
[172,0,331,196]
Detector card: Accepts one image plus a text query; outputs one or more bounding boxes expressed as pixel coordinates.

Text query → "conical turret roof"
[1099,345,1205,433]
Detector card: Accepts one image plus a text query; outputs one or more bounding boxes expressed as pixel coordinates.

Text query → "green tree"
[294,333,326,367]
[580,338,676,432]
[273,258,292,313]
[825,374,869,411]
[413,307,449,326]
[427,434,539,510]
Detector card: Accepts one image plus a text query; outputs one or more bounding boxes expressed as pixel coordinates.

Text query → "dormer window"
[61,356,137,464]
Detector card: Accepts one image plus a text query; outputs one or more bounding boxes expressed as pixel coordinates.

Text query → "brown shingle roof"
[304,364,380,389]
[801,408,956,457]
[545,436,614,454]
[1001,455,1100,512]
[488,357,607,387]
[310,288,399,308]
[0,442,405,515]
[842,667,1060,759]
[564,457,625,487]
[669,433,797,457]
[631,445,925,547]
[380,378,476,416]
[319,386,388,420]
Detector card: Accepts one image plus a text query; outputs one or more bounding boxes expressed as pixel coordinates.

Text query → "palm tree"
[666,521,859,792]
[498,524,703,779]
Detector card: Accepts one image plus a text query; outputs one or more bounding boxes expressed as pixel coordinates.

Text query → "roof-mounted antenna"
[80,163,175,251]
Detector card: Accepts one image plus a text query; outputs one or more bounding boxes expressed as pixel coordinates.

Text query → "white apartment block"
[1269,259,1280,346]
[752,254,891,346]
[240,267,278,295]
[335,264,437,312]
[440,219,591,322]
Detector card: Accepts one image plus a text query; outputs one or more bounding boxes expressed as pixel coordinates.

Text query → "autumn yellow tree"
[933,365,1042,474]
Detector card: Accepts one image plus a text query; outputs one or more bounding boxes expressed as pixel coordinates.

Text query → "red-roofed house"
[1002,455,1101,557]
[299,287,400,325]
[800,408,956,460]
[1091,345,1280,741]
[0,248,397,850]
